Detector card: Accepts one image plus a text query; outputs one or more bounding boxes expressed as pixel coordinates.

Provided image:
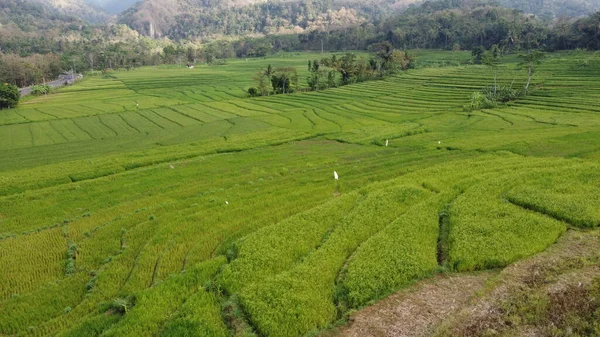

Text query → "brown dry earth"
[330,272,494,337]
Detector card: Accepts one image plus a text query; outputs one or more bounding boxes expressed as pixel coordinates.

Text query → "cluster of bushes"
[30,84,51,96]
[465,50,546,112]
[248,64,300,97]
[248,43,415,97]
[0,83,20,109]
[208,59,227,66]
[464,85,522,112]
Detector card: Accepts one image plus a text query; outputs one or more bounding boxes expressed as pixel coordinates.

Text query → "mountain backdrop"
[83,0,138,14]
[115,0,600,41]
[2,0,600,44]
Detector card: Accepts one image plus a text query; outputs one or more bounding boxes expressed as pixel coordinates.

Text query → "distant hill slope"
[28,0,113,23]
[83,0,139,14]
[498,0,600,17]
[0,0,83,38]
[117,0,421,40]
[117,0,600,40]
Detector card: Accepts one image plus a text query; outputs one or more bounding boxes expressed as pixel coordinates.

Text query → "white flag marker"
[438,141,441,145]
[170,164,174,169]
[334,171,339,181]
[226,201,229,205]
[385,139,389,147]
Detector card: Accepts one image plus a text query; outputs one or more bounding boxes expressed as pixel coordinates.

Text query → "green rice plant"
[0,272,88,335]
[57,314,122,337]
[218,193,361,294]
[0,226,67,301]
[0,52,599,337]
[158,290,228,337]
[339,191,458,308]
[102,256,226,336]
[449,175,567,272]
[505,163,600,228]
[239,185,429,337]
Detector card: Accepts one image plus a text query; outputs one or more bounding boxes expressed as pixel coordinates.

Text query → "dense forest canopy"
[116,0,600,41]
[498,0,600,18]
[117,0,422,39]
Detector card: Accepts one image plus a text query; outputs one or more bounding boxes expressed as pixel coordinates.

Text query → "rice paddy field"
[1,50,599,337]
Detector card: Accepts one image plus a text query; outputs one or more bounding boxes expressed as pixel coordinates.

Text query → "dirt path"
[329,272,493,337]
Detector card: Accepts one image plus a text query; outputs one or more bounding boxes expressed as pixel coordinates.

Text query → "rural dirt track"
[332,273,493,337]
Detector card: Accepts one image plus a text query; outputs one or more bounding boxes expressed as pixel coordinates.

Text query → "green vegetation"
[250,47,414,97]
[0,50,599,337]
[30,85,53,96]
[2,0,600,90]
[0,83,20,109]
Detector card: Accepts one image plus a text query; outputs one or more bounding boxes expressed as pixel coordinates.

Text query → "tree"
[253,70,272,96]
[264,64,275,78]
[85,48,98,71]
[186,47,197,63]
[471,46,486,64]
[482,45,502,93]
[338,53,358,85]
[517,51,546,92]
[271,67,297,94]
[0,83,20,109]
[307,59,324,91]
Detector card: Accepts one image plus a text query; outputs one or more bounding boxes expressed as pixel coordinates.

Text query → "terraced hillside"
[0,51,599,337]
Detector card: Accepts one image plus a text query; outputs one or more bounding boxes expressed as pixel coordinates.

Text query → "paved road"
[20,74,83,96]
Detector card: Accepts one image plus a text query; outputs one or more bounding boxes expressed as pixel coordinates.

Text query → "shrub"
[482,85,521,103]
[464,91,496,112]
[65,242,78,275]
[464,85,523,112]
[30,84,52,96]
[209,59,227,66]
[110,297,134,315]
[0,83,20,109]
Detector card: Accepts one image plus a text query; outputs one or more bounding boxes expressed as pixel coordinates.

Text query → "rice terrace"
[1,47,600,336]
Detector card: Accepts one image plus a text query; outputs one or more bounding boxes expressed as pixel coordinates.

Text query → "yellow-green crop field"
[0,50,599,337]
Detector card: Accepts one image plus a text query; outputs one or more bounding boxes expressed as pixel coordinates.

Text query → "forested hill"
[83,0,139,14]
[116,0,600,41]
[498,0,600,18]
[0,0,84,39]
[0,0,113,26]
[117,0,421,40]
